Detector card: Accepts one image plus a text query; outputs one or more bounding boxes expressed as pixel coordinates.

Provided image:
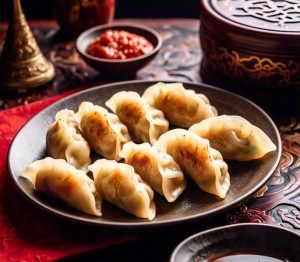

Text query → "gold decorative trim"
[202,36,300,87]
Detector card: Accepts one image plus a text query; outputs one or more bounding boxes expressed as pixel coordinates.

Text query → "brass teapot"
[54,0,115,36]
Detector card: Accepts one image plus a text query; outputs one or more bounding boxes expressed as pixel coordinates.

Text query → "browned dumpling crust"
[89,159,156,220]
[142,82,217,128]
[189,115,277,161]
[21,157,101,216]
[77,102,131,160]
[155,129,230,198]
[106,91,169,144]
[46,109,91,172]
[119,142,186,202]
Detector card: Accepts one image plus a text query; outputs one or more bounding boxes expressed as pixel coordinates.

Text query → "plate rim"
[7,79,282,228]
[170,223,300,262]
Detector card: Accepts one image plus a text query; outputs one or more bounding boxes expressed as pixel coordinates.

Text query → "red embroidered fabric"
[0,90,136,261]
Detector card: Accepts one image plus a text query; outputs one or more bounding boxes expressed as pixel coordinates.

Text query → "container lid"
[201,0,300,54]
[211,0,300,34]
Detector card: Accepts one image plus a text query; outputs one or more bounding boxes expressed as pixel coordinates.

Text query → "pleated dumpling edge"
[89,159,156,220]
[154,129,230,199]
[20,157,102,217]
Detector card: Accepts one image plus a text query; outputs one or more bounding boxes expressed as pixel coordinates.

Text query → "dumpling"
[142,82,217,128]
[119,142,186,202]
[77,102,131,160]
[20,157,101,216]
[46,109,91,172]
[189,115,277,161]
[154,129,230,198]
[89,159,156,220]
[105,91,169,144]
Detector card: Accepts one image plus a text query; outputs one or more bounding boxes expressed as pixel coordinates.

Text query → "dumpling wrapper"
[77,102,131,160]
[189,115,277,161]
[46,109,91,172]
[105,91,169,144]
[155,129,230,199]
[89,159,156,220]
[21,157,101,217]
[142,82,217,128]
[119,142,186,202]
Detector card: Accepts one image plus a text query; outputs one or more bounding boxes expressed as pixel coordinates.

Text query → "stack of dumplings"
[21,82,277,221]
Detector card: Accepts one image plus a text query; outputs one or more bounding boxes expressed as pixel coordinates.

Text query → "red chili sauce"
[86,30,154,60]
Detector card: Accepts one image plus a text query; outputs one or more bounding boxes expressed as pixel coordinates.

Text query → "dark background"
[0,0,200,21]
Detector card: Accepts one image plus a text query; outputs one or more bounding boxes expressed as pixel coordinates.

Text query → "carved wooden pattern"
[215,0,300,31]
[234,0,300,27]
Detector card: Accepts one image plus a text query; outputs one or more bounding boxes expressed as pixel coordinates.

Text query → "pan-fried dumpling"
[21,157,101,216]
[77,102,131,160]
[155,129,230,198]
[89,159,156,220]
[46,109,91,172]
[142,82,217,128]
[105,91,169,144]
[119,142,186,202]
[189,115,277,161]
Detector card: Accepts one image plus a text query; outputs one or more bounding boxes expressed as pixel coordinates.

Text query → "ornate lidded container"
[200,0,300,112]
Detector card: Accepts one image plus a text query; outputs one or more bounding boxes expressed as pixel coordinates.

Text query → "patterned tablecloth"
[0,19,299,260]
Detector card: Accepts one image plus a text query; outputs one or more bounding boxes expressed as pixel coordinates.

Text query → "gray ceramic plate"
[8,80,281,228]
[170,223,300,262]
